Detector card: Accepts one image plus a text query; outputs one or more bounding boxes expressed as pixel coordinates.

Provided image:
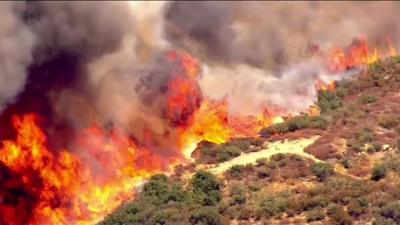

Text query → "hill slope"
[99,57,400,225]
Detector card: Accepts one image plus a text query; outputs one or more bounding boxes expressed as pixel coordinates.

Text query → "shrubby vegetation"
[311,162,334,181]
[358,94,378,104]
[99,171,224,225]
[260,115,327,137]
[194,138,263,164]
[100,57,400,225]
[318,89,343,113]
[371,164,387,181]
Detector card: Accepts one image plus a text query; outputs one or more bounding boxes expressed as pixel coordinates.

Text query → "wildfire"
[178,100,283,158]
[323,36,397,73]
[0,114,167,225]
[0,36,398,225]
[313,37,398,96]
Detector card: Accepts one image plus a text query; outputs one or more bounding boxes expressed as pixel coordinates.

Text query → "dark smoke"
[165,1,400,72]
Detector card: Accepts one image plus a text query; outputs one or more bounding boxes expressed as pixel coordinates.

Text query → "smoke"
[164,1,400,115]
[0,2,35,112]
[1,1,400,141]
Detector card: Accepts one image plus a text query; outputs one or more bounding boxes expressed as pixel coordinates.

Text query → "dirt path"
[203,136,321,175]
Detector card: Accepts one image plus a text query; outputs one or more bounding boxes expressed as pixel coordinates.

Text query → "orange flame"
[324,36,397,73]
[0,115,169,225]
[178,100,283,158]
[1,39,398,224]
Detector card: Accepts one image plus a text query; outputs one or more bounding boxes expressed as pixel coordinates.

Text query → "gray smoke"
[0,2,35,111]
[164,1,400,115]
[165,1,400,71]
[25,1,133,63]
[2,1,400,138]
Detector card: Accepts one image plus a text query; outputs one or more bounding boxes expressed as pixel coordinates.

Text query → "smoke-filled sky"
[1,1,400,141]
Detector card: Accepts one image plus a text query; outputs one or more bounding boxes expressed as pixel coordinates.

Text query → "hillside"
[99,56,400,225]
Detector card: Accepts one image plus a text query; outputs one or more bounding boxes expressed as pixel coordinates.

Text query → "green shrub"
[327,204,353,225]
[228,165,245,178]
[368,59,384,74]
[358,94,378,104]
[260,196,288,217]
[355,128,375,143]
[392,55,400,64]
[371,164,387,181]
[227,138,252,150]
[311,162,334,181]
[379,202,400,224]
[230,194,246,205]
[378,115,399,129]
[190,207,221,225]
[256,157,268,166]
[142,174,170,200]
[306,208,325,222]
[367,142,383,153]
[348,198,367,216]
[192,171,220,194]
[217,145,241,162]
[260,115,327,137]
[201,190,222,206]
[341,159,351,169]
[317,89,343,113]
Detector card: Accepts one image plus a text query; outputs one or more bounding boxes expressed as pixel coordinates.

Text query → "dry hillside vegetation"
[100,57,400,225]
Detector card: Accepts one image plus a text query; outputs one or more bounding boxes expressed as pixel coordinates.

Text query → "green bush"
[367,142,383,153]
[201,190,222,206]
[355,128,375,143]
[368,59,384,74]
[327,204,353,225]
[391,55,400,64]
[259,196,288,217]
[318,89,343,113]
[142,174,170,201]
[358,94,378,104]
[378,115,399,129]
[306,208,325,222]
[192,171,220,194]
[230,194,246,205]
[311,162,334,181]
[227,165,245,178]
[260,115,328,137]
[217,145,241,163]
[348,198,367,216]
[379,202,400,224]
[371,164,387,181]
[190,207,221,225]
[227,138,252,150]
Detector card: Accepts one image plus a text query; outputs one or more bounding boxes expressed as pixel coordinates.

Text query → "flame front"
[323,37,397,73]
[0,115,166,225]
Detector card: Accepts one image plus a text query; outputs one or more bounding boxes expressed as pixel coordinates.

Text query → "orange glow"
[178,100,283,158]
[324,36,397,73]
[315,79,336,92]
[0,114,169,225]
[2,39,398,224]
